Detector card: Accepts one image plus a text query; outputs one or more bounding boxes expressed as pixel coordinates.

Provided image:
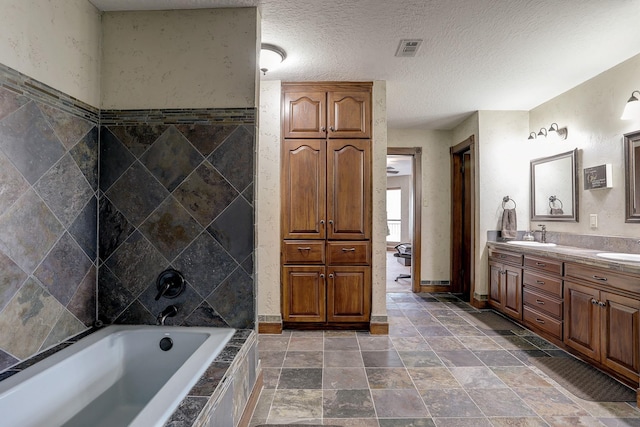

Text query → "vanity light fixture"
[547,122,568,141]
[528,132,537,140]
[260,43,287,75]
[621,90,640,120]
[537,127,548,138]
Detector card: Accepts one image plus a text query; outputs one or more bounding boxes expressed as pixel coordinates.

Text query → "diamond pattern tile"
[70,126,98,191]
[35,154,94,227]
[109,124,168,158]
[99,126,136,192]
[0,250,27,312]
[207,196,254,263]
[207,267,254,328]
[38,103,93,150]
[0,87,29,121]
[69,196,97,260]
[174,161,238,227]
[98,196,135,262]
[175,124,237,157]
[139,196,203,261]
[0,101,65,184]
[140,126,203,192]
[208,125,254,192]
[0,149,29,217]
[105,161,169,227]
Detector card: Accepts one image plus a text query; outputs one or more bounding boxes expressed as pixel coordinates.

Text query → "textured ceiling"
[90,0,640,129]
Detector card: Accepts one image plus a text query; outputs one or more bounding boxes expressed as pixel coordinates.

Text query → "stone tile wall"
[0,64,98,369]
[98,110,256,329]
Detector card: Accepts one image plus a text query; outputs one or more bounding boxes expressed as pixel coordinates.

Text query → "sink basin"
[506,241,557,247]
[596,252,640,262]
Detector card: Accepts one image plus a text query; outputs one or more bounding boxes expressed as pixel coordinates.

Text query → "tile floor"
[250,293,640,426]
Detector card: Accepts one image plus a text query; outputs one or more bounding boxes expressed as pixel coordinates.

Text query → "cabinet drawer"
[524,255,563,276]
[565,263,639,295]
[327,241,370,265]
[523,306,563,340]
[523,288,563,319]
[523,271,563,298]
[282,241,325,264]
[489,249,522,266]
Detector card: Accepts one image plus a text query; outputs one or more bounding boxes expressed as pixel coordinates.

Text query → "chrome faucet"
[157,305,178,325]
[538,224,547,243]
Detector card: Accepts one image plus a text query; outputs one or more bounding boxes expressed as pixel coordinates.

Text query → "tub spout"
[157,305,178,325]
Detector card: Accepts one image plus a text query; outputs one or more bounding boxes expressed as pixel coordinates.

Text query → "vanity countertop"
[487,241,640,276]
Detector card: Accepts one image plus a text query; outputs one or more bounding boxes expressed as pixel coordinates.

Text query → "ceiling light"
[260,43,286,75]
[621,90,640,120]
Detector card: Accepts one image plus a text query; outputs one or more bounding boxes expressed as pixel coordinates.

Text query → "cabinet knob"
[321,126,326,132]
[328,220,334,226]
[591,299,598,305]
[320,220,325,225]
[598,301,607,307]
[320,274,325,279]
[329,126,335,132]
[329,273,334,279]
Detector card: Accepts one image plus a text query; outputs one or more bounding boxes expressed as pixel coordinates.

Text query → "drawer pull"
[535,262,546,267]
[592,275,608,282]
[535,300,545,305]
[535,280,545,285]
[297,247,311,251]
[535,318,545,324]
[341,247,356,252]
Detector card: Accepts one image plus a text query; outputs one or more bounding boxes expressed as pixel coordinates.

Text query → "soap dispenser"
[523,231,535,241]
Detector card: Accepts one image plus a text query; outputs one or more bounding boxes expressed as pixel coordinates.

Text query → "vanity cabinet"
[281,82,372,329]
[564,263,640,383]
[488,249,523,320]
[522,255,564,340]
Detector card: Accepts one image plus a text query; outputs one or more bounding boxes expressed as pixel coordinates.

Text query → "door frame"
[387,148,422,293]
[450,136,477,303]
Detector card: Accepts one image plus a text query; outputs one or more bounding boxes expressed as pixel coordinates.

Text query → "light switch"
[589,214,598,228]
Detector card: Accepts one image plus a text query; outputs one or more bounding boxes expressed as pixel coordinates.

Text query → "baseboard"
[419,284,450,293]
[258,322,283,334]
[238,369,264,427]
[369,322,389,335]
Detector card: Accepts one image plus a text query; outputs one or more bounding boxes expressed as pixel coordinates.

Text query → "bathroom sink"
[506,241,557,247]
[596,252,640,262]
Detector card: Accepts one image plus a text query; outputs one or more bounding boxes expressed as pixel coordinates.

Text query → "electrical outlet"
[589,214,598,228]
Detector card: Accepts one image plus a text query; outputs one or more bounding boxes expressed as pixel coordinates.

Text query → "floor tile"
[449,366,507,389]
[282,351,323,368]
[398,350,443,368]
[365,367,414,389]
[435,349,484,367]
[472,350,524,367]
[278,368,323,389]
[288,337,324,351]
[431,417,492,426]
[361,350,404,367]
[323,389,376,418]
[514,387,589,417]
[390,336,431,351]
[357,336,394,351]
[323,367,369,390]
[420,388,483,417]
[490,366,553,388]
[378,418,435,427]
[408,367,460,389]
[268,389,323,423]
[325,337,360,351]
[466,388,536,417]
[371,389,429,418]
[325,351,364,367]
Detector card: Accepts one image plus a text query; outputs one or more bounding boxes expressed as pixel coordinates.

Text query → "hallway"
[251,293,640,426]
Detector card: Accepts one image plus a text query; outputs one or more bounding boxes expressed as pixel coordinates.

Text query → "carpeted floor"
[530,356,636,402]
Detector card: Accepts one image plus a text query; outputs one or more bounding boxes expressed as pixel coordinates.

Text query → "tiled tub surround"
[0,64,99,369]
[98,109,256,329]
[0,326,258,427]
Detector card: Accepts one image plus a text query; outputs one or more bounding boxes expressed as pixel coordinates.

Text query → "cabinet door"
[283,91,326,138]
[327,266,370,322]
[488,261,503,310]
[326,139,371,240]
[282,140,326,239]
[564,281,600,360]
[502,265,522,320]
[327,91,371,138]
[282,266,326,322]
[600,291,640,381]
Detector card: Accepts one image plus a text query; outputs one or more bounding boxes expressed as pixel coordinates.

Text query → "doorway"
[386,148,422,293]
[450,136,475,302]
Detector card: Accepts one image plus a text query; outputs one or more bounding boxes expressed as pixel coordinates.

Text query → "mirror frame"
[530,148,578,222]
[624,130,640,223]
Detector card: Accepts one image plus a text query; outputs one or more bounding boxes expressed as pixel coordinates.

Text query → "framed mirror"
[624,130,640,223]
[530,148,578,222]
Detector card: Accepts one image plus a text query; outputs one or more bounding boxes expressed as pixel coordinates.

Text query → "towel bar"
[502,196,517,209]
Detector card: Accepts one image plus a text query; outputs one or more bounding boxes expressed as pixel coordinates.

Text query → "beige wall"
[101,8,259,109]
[256,80,281,318]
[387,129,451,281]
[529,53,640,238]
[0,0,101,107]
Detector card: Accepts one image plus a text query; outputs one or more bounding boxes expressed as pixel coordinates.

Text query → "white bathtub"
[0,325,236,427]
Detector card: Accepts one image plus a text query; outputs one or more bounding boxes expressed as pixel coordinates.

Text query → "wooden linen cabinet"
[281,82,372,329]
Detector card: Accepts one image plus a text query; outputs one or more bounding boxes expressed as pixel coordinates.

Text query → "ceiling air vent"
[395,39,423,57]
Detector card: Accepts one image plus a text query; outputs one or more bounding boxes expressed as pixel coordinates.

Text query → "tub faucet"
[157,305,178,325]
[538,224,547,243]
